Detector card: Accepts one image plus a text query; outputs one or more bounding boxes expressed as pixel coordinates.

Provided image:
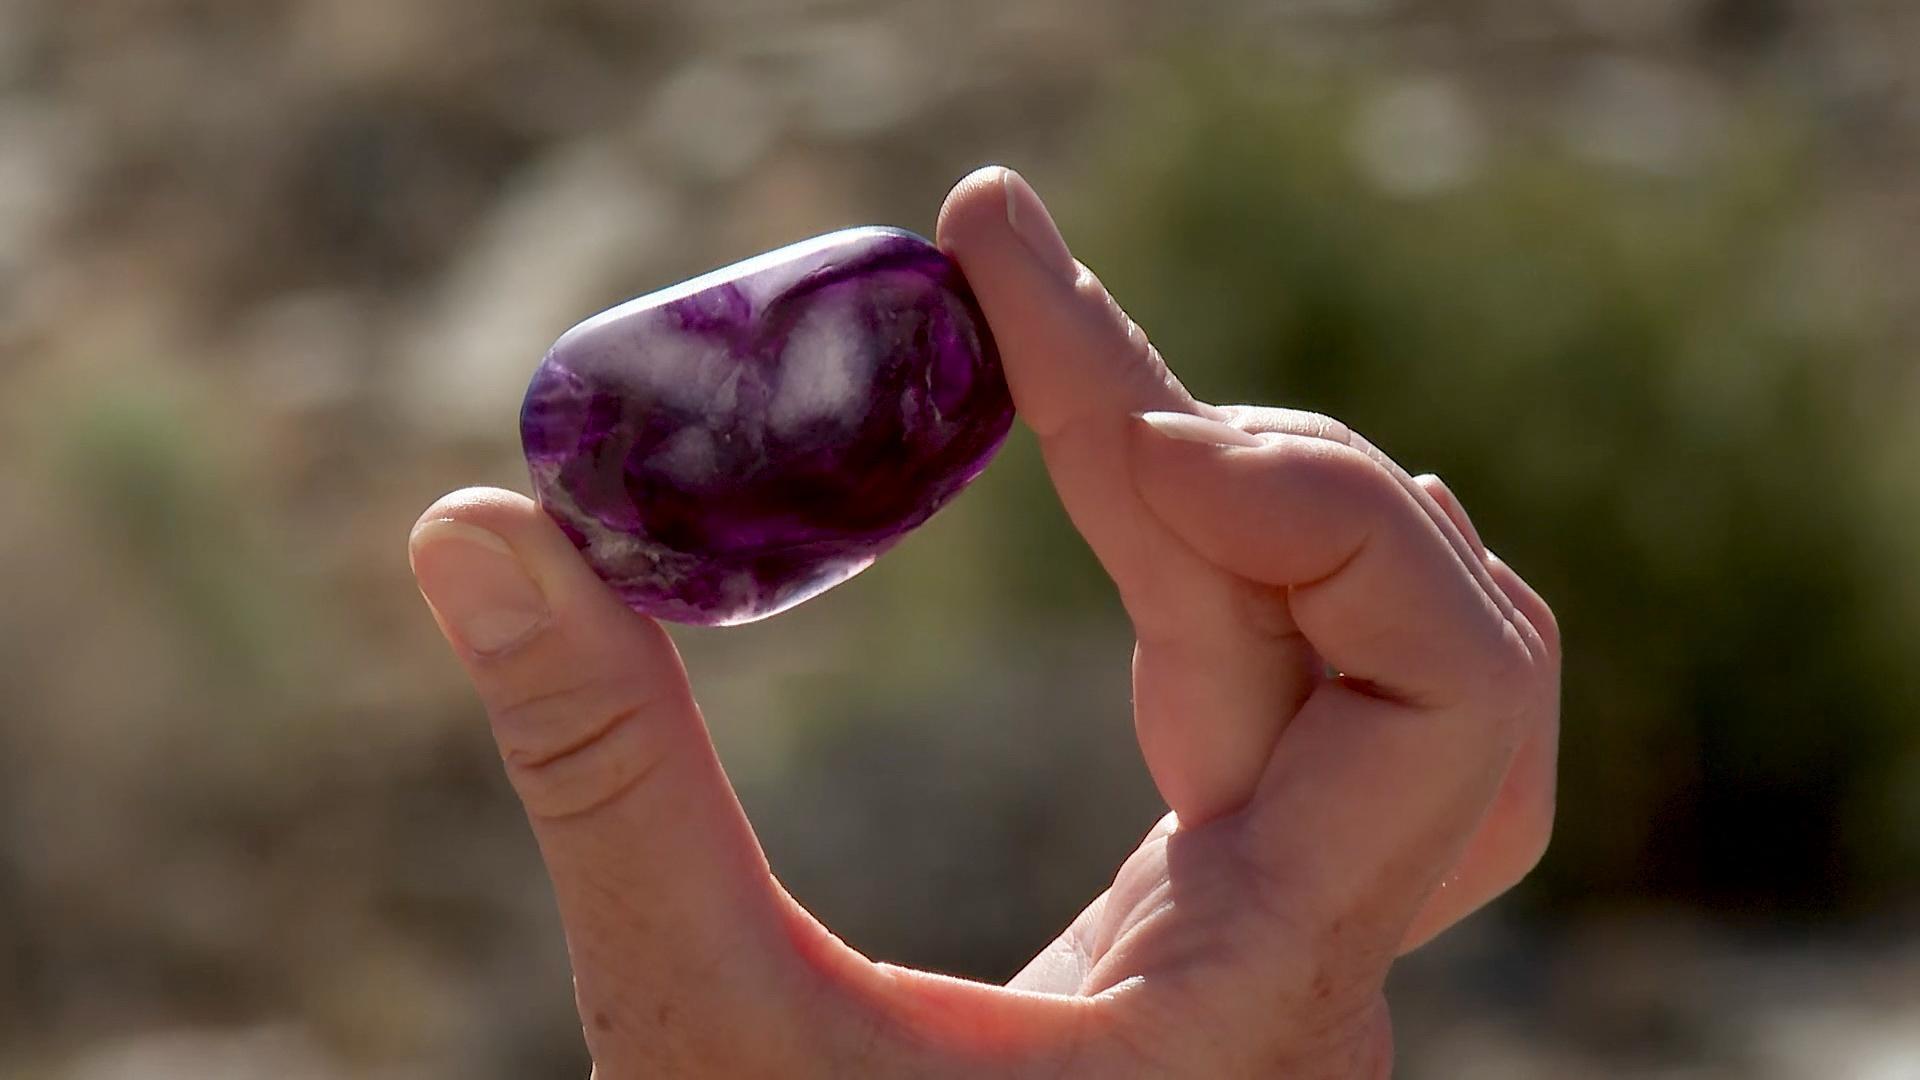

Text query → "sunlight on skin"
[410,167,1560,1078]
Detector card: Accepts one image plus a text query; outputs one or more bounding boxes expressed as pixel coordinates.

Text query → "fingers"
[943,165,1556,976]
[1130,419,1533,706]
[1397,701,1557,951]
[1410,472,1561,682]
[935,166,1206,624]
[1419,478,1559,929]
[937,166,1197,443]
[1129,422,1554,948]
[937,168,1321,824]
[1228,407,1510,628]
[409,488,813,1070]
[1413,473,1486,559]
[1398,543,1561,950]
[1488,550,1561,661]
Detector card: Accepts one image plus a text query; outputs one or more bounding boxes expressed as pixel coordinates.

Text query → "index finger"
[1130,420,1537,708]
[1128,418,1551,932]
[937,167,1327,824]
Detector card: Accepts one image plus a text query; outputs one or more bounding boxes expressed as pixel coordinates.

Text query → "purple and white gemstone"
[520,227,1012,625]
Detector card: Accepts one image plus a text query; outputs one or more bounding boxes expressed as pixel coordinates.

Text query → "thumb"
[408,487,803,1062]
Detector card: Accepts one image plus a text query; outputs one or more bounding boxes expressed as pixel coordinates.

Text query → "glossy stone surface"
[520,227,1011,625]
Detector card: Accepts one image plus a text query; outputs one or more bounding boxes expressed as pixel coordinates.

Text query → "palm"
[1019,809,1271,991]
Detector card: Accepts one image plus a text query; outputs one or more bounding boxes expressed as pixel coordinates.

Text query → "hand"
[407,167,1560,1078]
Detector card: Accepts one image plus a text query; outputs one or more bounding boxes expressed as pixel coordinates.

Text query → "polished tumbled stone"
[520,227,1011,625]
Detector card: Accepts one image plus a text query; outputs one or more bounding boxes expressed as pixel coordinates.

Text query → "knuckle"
[1493,621,1541,689]
[1530,594,1564,659]
[1515,754,1559,876]
[1512,800,1555,882]
[1299,409,1354,444]
[491,681,683,821]
[1422,474,1463,514]
[1218,404,1353,444]
[1436,609,1539,717]
[1482,803,1555,900]
[1288,408,1355,445]
[1490,559,1562,664]
[491,675,635,760]
[1487,733,1559,888]
[1279,437,1402,509]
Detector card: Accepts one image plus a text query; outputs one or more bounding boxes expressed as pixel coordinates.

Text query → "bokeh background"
[4,1,1919,1076]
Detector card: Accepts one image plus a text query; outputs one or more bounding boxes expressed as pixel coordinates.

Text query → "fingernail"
[410,520,550,656]
[1001,167,1079,281]
[1138,410,1266,448]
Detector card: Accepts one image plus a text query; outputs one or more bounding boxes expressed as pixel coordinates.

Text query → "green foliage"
[1035,65,1920,913]
[51,383,311,706]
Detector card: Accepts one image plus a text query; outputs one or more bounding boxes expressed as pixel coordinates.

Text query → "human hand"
[407,167,1560,1078]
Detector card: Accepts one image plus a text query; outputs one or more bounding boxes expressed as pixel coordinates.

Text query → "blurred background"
[3,0,1919,1076]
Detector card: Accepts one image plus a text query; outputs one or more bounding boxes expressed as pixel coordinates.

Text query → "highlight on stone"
[520,227,1012,625]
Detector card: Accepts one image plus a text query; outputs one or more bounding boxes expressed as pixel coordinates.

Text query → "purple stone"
[520,227,1012,626]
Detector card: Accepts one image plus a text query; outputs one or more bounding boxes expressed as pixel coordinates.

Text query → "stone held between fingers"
[520,227,1013,626]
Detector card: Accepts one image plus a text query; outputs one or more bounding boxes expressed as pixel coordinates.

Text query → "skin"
[408,167,1561,1078]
